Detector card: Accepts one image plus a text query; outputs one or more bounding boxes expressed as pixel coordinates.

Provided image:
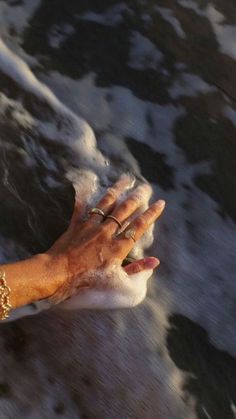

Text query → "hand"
[47,175,165,309]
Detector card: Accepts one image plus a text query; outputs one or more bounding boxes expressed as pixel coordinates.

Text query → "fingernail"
[145,257,160,269]
[156,200,165,209]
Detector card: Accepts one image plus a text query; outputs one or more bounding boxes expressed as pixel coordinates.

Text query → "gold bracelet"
[0,271,12,320]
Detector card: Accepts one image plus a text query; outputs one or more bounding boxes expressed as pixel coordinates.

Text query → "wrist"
[1,252,67,309]
[44,250,88,304]
[40,252,69,298]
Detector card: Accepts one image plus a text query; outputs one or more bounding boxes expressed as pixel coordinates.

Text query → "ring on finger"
[124,228,136,242]
[106,215,122,228]
[88,207,106,219]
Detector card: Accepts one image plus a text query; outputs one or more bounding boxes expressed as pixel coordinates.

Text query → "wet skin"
[47,175,165,303]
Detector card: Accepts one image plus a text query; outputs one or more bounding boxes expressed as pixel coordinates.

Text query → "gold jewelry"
[88,207,105,218]
[114,220,129,237]
[0,271,12,320]
[124,228,136,242]
[106,215,122,228]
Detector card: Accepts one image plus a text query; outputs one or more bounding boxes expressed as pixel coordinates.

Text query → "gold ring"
[106,215,122,228]
[124,228,136,242]
[88,207,105,218]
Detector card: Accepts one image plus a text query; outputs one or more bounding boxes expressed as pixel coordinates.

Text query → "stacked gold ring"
[106,215,122,228]
[88,207,106,218]
[124,229,136,242]
[88,208,136,242]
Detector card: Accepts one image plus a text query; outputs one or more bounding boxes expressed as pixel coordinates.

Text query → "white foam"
[0,92,34,128]
[177,0,203,15]
[42,65,236,355]
[205,4,236,61]
[152,181,236,356]
[0,0,40,37]
[155,6,186,39]
[0,38,78,118]
[37,66,236,356]
[0,39,109,172]
[178,1,236,60]
[128,31,163,70]
[202,407,213,419]
[77,3,131,27]
[42,71,185,171]
[0,42,159,321]
[231,401,236,417]
[224,105,236,127]
[48,23,75,49]
[169,73,215,99]
[59,266,153,310]
[0,4,233,417]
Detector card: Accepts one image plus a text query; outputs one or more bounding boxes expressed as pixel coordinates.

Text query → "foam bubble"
[57,264,154,310]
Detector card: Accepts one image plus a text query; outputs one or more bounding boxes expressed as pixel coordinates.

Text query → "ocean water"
[0,1,236,418]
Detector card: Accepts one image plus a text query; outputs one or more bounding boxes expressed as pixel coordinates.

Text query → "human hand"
[47,175,165,310]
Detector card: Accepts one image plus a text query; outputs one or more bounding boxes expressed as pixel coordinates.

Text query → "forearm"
[0,253,66,309]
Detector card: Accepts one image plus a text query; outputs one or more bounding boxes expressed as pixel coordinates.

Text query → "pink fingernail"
[157,200,165,209]
[145,257,160,269]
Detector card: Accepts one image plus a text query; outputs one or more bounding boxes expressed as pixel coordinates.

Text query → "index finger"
[117,199,165,250]
[89,174,134,223]
[104,183,152,232]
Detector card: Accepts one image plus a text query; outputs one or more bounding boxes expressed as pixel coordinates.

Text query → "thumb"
[123,257,160,275]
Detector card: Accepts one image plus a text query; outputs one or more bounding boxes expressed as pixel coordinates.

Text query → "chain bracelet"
[0,271,12,320]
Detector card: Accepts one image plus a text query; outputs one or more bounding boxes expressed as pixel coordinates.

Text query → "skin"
[1,176,165,312]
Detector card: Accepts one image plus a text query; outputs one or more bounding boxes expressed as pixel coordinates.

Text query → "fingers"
[89,174,134,223]
[118,199,165,250]
[104,183,152,232]
[123,257,160,274]
[69,200,86,228]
